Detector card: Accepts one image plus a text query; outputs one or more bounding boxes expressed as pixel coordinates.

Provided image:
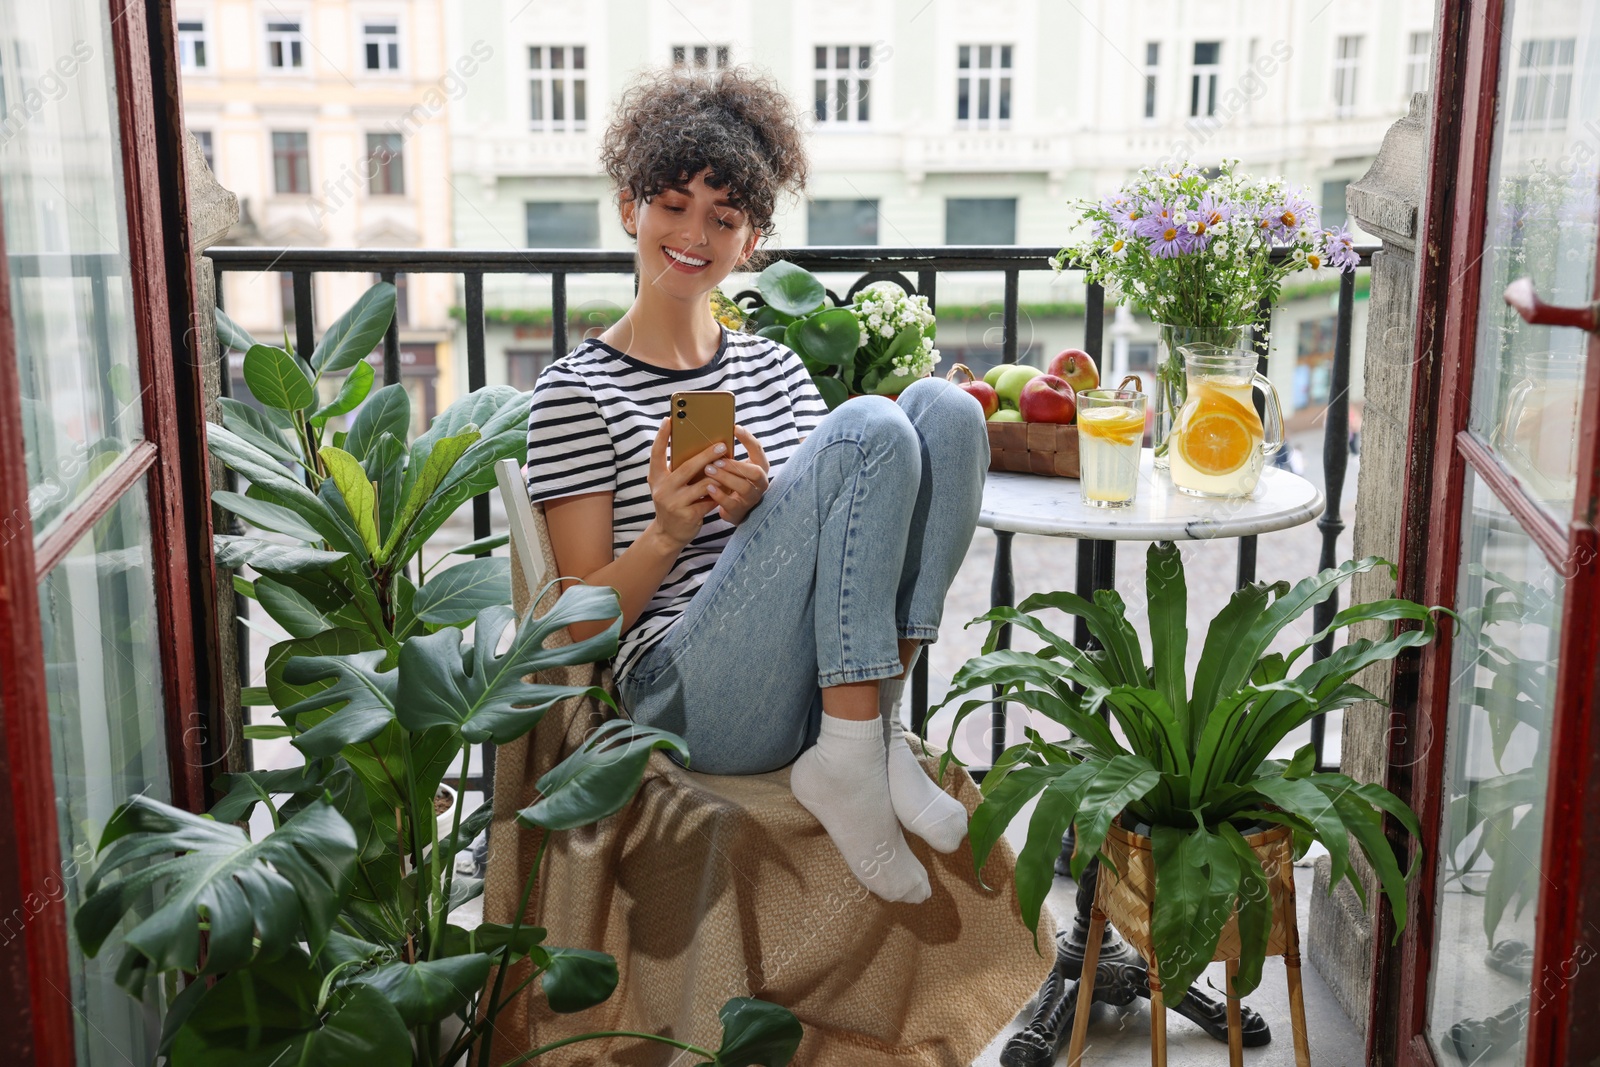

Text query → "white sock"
[881,656,969,854]
[790,713,931,903]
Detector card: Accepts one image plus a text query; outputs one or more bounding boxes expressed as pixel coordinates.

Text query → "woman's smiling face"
[624,169,758,296]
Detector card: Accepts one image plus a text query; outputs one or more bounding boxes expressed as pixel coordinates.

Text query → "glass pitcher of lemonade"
[1168,345,1284,498]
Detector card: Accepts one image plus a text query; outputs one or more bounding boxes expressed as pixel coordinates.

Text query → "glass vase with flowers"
[1055,159,1360,465]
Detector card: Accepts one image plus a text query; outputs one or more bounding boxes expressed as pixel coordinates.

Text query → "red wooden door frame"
[1372,0,1600,1064]
[0,0,217,1063]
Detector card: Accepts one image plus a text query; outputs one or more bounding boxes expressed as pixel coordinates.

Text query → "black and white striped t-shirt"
[525,327,829,684]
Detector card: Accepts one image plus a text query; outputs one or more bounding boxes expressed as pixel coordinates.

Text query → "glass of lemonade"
[1168,345,1284,498]
[1077,384,1148,508]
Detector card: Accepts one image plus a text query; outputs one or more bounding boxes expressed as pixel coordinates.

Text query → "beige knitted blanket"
[482,522,1054,1067]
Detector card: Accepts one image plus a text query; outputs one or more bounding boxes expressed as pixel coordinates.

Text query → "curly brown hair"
[599,66,809,237]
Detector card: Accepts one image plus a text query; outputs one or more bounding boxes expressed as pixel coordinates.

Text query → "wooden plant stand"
[1065,822,1311,1067]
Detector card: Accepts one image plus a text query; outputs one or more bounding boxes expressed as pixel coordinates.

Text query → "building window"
[1510,38,1576,131]
[190,129,214,174]
[1406,32,1432,97]
[946,197,1016,245]
[1190,41,1220,117]
[529,46,587,132]
[266,20,305,69]
[956,44,1012,129]
[1321,179,1349,230]
[363,22,400,71]
[365,132,404,195]
[271,131,310,194]
[178,20,207,70]
[525,201,599,248]
[1333,35,1362,116]
[813,45,872,124]
[507,350,553,392]
[1143,42,1159,119]
[672,44,730,69]
[808,199,878,245]
[279,273,298,330]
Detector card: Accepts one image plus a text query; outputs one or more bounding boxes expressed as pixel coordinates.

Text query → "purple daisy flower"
[1193,191,1232,237]
[1147,219,1190,258]
[1321,224,1360,271]
[1263,191,1317,240]
[1134,202,1178,240]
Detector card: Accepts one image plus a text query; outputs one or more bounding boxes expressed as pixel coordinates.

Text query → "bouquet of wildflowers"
[1054,159,1359,329]
[849,282,940,394]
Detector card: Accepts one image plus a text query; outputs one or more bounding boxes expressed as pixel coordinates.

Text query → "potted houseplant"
[930,542,1444,1003]
[73,284,802,1066]
[1056,159,1361,464]
[736,261,939,409]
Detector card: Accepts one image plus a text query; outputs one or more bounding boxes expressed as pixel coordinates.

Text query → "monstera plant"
[932,542,1445,1001]
[76,283,801,1066]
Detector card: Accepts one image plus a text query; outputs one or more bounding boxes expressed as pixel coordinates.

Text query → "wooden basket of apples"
[948,349,1099,478]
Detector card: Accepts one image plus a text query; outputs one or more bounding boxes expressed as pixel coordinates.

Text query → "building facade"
[445,0,1432,418]
[179,0,461,434]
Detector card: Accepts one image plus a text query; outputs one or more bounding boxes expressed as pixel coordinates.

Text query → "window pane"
[857,45,871,70]
[531,79,543,122]
[978,78,990,120]
[999,44,1012,68]
[1427,468,1561,1067]
[572,45,585,69]
[530,45,542,69]
[999,77,1011,120]
[552,79,564,122]
[978,44,992,68]
[1468,18,1597,515]
[858,78,870,121]
[366,42,379,69]
[1146,41,1159,65]
[0,0,144,536]
[958,44,970,68]
[836,45,849,69]
[957,77,969,120]
[1194,40,1219,64]
[525,201,600,247]
[808,199,879,245]
[573,78,586,123]
[1320,179,1348,230]
[672,44,686,66]
[42,481,171,1067]
[815,79,828,121]
[835,77,848,121]
[815,46,827,70]
[946,197,1017,244]
[694,45,707,67]
[551,46,565,69]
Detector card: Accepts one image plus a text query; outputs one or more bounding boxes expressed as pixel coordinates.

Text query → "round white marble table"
[979,449,1325,541]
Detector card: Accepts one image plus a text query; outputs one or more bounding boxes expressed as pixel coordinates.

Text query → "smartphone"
[670,390,736,477]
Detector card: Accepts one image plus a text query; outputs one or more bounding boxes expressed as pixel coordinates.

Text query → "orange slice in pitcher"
[1176,386,1261,476]
[1078,407,1144,446]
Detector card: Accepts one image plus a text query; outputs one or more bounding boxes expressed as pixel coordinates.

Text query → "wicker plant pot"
[1066,819,1312,1067]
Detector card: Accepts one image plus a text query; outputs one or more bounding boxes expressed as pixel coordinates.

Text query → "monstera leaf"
[519,719,690,831]
[394,588,623,744]
[167,948,410,1067]
[76,796,357,983]
[697,997,804,1067]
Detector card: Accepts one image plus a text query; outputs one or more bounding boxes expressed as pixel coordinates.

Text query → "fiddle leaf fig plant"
[72,285,803,1066]
[932,542,1447,1000]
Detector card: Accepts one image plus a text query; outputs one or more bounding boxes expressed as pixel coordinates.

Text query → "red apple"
[1046,348,1100,394]
[1019,374,1077,424]
[959,379,1000,418]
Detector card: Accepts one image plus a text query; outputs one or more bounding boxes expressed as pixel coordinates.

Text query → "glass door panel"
[1467,0,1598,517]
[1427,470,1562,1064]
[40,482,169,1067]
[0,0,143,537]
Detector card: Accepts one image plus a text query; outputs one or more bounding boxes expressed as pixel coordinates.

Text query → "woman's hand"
[703,425,770,525]
[648,418,725,548]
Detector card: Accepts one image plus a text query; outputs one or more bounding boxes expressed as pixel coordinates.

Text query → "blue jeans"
[616,377,989,775]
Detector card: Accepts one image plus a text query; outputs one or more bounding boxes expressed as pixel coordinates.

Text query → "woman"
[526,67,988,904]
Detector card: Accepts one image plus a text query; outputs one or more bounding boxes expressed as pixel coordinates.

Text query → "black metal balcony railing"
[208,244,1375,794]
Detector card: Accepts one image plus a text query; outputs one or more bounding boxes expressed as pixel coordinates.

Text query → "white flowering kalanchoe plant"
[849,281,941,394]
[1053,159,1359,330]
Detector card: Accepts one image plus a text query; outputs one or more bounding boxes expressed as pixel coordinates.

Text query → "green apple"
[983,364,1009,388]
[988,409,1024,422]
[995,365,1042,408]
